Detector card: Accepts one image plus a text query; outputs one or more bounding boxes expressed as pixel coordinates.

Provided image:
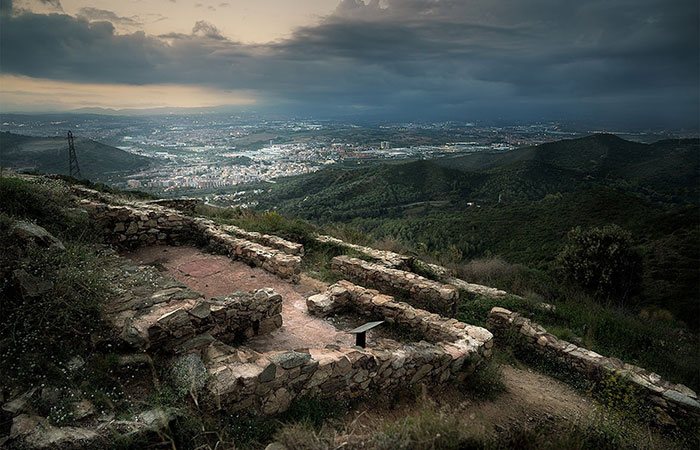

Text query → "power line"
[66,130,82,179]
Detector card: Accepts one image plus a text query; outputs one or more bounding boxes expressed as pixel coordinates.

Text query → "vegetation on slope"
[0,131,153,180]
[245,134,699,331]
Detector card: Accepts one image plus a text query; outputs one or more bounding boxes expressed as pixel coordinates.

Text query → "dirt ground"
[125,245,354,352]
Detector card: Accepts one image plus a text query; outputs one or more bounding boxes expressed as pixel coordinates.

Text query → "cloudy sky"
[0,0,698,126]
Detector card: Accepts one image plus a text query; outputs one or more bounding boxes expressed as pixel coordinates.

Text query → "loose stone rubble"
[487,307,700,426]
[202,280,492,415]
[331,255,459,314]
[223,224,304,255]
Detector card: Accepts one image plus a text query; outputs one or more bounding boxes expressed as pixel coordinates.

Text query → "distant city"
[2,113,696,202]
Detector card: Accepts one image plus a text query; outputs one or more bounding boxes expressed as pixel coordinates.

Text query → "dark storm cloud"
[0,0,698,125]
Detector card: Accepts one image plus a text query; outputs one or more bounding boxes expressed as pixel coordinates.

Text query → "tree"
[557,225,642,304]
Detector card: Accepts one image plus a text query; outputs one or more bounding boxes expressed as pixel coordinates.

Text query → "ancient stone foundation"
[77,193,302,282]
[201,281,492,415]
[315,234,412,269]
[487,307,700,426]
[107,283,283,354]
[331,255,458,315]
[222,225,304,256]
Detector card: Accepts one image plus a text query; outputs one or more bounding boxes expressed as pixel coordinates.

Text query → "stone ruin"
[202,281,492,415]
[76,192,302,282]
[487,307,700,426]
[69,184,494,417]
[331,255,459,315]
[7,178,696,449]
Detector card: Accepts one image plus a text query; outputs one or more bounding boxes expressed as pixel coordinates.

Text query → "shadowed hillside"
[0,132,153,180]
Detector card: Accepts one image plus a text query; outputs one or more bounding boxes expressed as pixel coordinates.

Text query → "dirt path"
[125,245,353,352]
[351,363,598,438]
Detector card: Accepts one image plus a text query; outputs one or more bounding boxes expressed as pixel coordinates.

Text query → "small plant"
[460,358,506,401]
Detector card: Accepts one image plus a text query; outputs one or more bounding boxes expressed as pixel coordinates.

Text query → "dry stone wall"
[145,198,201,213]
[331,255,458,315]
[203,282,492,415]
[487,307,700,426]
[77,194,301,282]
[107,279,282,354]
[315,234,507,299]
[223,224,304,255]
[194,219,301,282]
[315,234,412,269]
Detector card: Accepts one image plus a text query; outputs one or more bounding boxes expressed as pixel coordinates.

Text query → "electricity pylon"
[66,131,82,179]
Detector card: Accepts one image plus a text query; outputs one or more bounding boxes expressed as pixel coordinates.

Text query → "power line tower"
[66,131,82,179]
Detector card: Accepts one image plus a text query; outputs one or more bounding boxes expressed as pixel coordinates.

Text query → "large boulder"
[12,269,53,297]
[11,221,65,251]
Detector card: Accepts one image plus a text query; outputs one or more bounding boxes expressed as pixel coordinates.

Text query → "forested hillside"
[250,134,700,328]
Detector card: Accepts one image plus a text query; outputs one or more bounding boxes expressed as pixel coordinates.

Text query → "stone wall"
[145,198,201,213]
[487,307,700,426]
[411,260,508,299]
[315,234,412,269]
[202,282,492,415]
[195,219,302,282]
[315,233,507,299]
[78,195,302,282]
[331,255,458,315]
[109,284,282,354]
[223,224,304,255]
[307,280,492,345]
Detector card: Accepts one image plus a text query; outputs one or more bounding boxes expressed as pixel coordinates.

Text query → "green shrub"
[557,225,642,305]
[0,242,111,388]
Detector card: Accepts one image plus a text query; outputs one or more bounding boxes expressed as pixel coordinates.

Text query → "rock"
[258,363,277,383]
[40,387,61,405]
[173,333,215,353]
[268,351,311,370]
[169,353,208,395]
[12,269,53,297]
[2,388,37,415]
[265,443,288,450]
[10,414,100,449]
[11,221,65,251]
[138,408,174,429]
[72,400,95,420]
[663,389,700,409]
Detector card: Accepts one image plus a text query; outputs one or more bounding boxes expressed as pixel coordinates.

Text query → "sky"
[0,0,698,126]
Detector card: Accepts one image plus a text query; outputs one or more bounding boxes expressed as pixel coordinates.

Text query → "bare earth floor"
[125,245,353,352]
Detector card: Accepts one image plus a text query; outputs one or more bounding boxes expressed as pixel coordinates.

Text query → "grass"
[457,291,700,393]
[271,402,680,450]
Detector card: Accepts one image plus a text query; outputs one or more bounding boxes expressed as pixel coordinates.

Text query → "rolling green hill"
[250,134,700,328]
[435,133,700,204]
[0,132,153,180]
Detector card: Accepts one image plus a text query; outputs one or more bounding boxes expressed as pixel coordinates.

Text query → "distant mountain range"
[0,132,152,180]
[253,134,699,221]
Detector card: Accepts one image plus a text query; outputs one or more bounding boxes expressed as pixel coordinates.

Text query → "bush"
[0,239,112,389]
[557,225,642,305]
